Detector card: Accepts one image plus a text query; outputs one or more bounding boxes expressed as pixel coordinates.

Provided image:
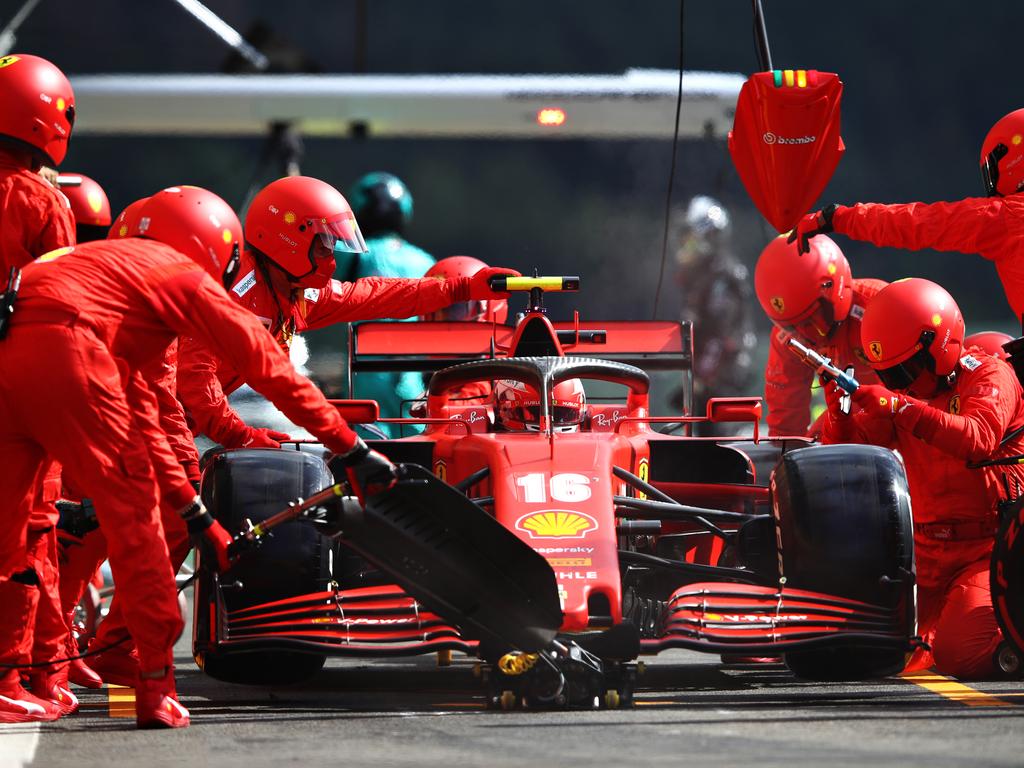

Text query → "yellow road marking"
[901,673,1014,707]
[634,699,677,706]
[107,685,136,718]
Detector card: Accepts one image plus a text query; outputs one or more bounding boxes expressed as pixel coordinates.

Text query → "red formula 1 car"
[193,277,917,707]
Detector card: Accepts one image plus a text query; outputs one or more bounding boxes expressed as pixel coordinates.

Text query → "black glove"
[787,203,837,255]
[339,437,399,502]
[179,497,235,573]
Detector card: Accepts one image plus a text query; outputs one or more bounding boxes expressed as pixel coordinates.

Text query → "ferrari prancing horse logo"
[770,296,785,314]
[949,395,961,415]
[868,341,883,361]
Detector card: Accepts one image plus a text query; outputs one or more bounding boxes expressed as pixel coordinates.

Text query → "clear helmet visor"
[312,212,368,255]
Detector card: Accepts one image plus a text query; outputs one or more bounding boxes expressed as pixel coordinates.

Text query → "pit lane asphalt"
[5,595,1022,768]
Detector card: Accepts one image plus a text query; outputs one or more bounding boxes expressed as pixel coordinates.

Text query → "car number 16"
[515,472,592,503]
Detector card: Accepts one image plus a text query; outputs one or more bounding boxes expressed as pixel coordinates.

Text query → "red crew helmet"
[108,196,150,240]
[981,109,1024,197]
[422,255,509,324]
[245,176,367,289]
[58,173,111,239]
[493,378,587,432]
[0,54,75,166]
[754,233,852,342]
[133,186,242,281]
[860,278,965,389]
[964,330,1014,361]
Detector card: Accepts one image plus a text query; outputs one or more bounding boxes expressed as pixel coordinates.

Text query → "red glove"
[818,378,854,443]
[821,378,848,419]
[850,384,916,420]
[468,267,521,301]
[339,437,399,503]
[179,497,236,572]
[787,204,837,255]
[241,427,291,449]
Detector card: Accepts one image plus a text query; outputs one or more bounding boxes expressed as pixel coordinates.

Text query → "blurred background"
[12,0,1023,418]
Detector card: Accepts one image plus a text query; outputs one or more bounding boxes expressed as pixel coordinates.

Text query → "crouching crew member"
[821,278,1023,678]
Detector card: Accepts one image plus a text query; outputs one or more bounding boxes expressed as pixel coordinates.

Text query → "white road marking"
[0,723,40,767]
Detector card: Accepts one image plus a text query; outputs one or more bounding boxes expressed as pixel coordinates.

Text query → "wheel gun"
[786,336,859,414]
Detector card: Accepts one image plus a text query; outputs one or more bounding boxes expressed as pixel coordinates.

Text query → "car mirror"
[705,396,763,424]
[327,399,380,424]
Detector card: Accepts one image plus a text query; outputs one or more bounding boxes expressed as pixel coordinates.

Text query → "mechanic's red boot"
[29,667,79,716]
[68,656,103,689]
[0,670,61,723]
[88,643,140,687]
[135,667,190,729]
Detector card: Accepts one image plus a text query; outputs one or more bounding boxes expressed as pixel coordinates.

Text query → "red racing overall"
[0,147,76,704]
[176,250,485,451]
[832,198,1024,321]
[0,239,363,680]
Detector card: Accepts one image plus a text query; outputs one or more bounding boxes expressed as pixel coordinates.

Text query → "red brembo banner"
[729,69,845,233]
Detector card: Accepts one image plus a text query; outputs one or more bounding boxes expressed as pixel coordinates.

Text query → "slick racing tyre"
[194,448,333,685]
[771,444,914,681]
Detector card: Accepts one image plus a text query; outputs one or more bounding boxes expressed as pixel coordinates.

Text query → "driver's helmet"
[493,378,586,432]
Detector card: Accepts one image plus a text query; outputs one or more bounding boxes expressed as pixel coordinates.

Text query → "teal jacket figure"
[336,172,435,437]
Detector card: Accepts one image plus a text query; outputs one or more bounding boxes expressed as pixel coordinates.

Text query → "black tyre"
[771,444,914,680]
[194,448,334,685]
[992,498,1024,664]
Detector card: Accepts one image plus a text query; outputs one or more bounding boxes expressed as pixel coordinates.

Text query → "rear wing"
[346,318,694,413]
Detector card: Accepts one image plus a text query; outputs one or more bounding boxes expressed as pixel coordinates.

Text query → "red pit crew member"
[964,331,1014,362]
[47,173,113,689]
[419,255,513,407]
[176,176,517,457]
[58,172,112,243]
[754,234,885,437]
[821,278,1022,678]
[0,53,78,722]
[0,54,75,276]
[0,185,402,727]
[791,109,1024,323]
[66,197,208,689]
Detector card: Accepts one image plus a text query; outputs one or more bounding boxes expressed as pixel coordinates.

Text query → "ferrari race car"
[193,276,918,708]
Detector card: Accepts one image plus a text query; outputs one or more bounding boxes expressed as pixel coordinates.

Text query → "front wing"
[642,582,913,655]
[203,580,912,659]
